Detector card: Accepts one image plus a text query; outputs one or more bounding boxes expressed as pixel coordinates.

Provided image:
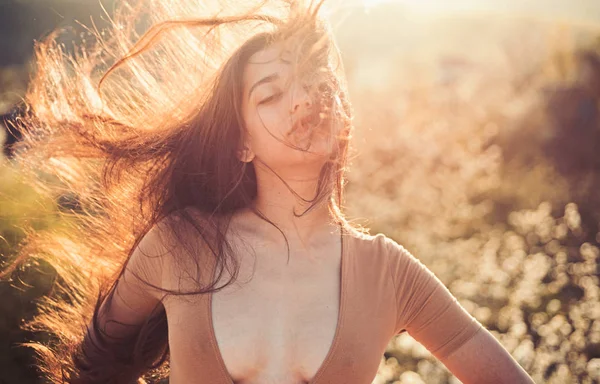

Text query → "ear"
[237,146,255,163]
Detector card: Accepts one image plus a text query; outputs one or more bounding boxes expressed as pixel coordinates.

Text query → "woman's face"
[240,40,339,172]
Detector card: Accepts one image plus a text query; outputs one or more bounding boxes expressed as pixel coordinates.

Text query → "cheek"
[247,108,292,148]
[257,106,292,132]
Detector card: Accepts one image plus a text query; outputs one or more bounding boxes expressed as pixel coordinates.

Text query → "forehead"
[243,42,290,89]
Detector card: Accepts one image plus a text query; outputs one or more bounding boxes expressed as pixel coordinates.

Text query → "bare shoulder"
[145,208,216,291]
[135,214,184,261]
[126,212,197,289]
[145,207,211,250]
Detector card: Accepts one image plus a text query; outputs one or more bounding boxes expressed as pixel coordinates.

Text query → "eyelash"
[259,91,283,105]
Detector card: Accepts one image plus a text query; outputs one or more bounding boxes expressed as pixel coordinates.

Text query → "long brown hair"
[4,0,355,382]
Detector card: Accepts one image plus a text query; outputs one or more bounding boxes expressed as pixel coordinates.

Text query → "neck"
[241,161,337,245]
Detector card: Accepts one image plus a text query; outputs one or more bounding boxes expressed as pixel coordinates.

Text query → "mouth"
[288,111,324,137]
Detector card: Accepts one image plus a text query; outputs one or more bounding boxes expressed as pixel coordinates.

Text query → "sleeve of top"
[385,236,484,360]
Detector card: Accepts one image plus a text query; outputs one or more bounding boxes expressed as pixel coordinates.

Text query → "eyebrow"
[248,73,280,99]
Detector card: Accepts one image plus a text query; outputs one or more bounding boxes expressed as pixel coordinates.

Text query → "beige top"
[159,229,483,384]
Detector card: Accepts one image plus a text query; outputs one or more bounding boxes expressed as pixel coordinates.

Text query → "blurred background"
[1,0,600,383]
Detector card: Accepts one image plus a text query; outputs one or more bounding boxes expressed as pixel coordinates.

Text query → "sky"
[350,0,600,25]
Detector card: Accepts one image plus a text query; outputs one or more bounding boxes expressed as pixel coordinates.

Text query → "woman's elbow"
[441,329,536,384]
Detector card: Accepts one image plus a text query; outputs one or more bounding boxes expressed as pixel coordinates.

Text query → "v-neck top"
[163,229,484,384]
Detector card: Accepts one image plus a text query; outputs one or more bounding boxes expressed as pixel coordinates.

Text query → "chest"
[164,239,343,384]
[213,249,342,383]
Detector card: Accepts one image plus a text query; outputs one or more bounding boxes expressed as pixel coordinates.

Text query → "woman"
[8,0,535,383]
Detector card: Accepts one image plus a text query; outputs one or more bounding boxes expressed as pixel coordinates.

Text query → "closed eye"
[258,91,283,105]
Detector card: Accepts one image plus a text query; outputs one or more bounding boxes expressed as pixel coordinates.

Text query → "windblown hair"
[3,0,355,382]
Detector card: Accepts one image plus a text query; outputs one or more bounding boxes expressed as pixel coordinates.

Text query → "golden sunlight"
[1,1,600,384]
[350,0,600,24]
[355,0,492,14]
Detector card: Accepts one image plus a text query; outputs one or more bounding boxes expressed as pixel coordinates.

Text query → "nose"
[290,82,312,114]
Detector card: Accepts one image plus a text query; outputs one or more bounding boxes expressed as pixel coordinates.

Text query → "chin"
[292,149,335,171]
[296,133,337,159]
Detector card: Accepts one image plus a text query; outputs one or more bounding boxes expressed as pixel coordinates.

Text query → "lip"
[288,111,321,137]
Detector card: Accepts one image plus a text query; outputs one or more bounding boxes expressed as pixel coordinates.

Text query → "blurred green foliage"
[0,161,62,383]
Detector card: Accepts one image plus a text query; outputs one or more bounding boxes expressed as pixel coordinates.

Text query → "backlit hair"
[5,0,356,382]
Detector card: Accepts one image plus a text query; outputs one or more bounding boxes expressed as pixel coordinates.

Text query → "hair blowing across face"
[2,0,357,383]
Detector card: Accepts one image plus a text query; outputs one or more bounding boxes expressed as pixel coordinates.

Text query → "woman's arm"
[94,224,166,338]
[73,223,170,384]
[385,236,535,384]
[441,327,535,384]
